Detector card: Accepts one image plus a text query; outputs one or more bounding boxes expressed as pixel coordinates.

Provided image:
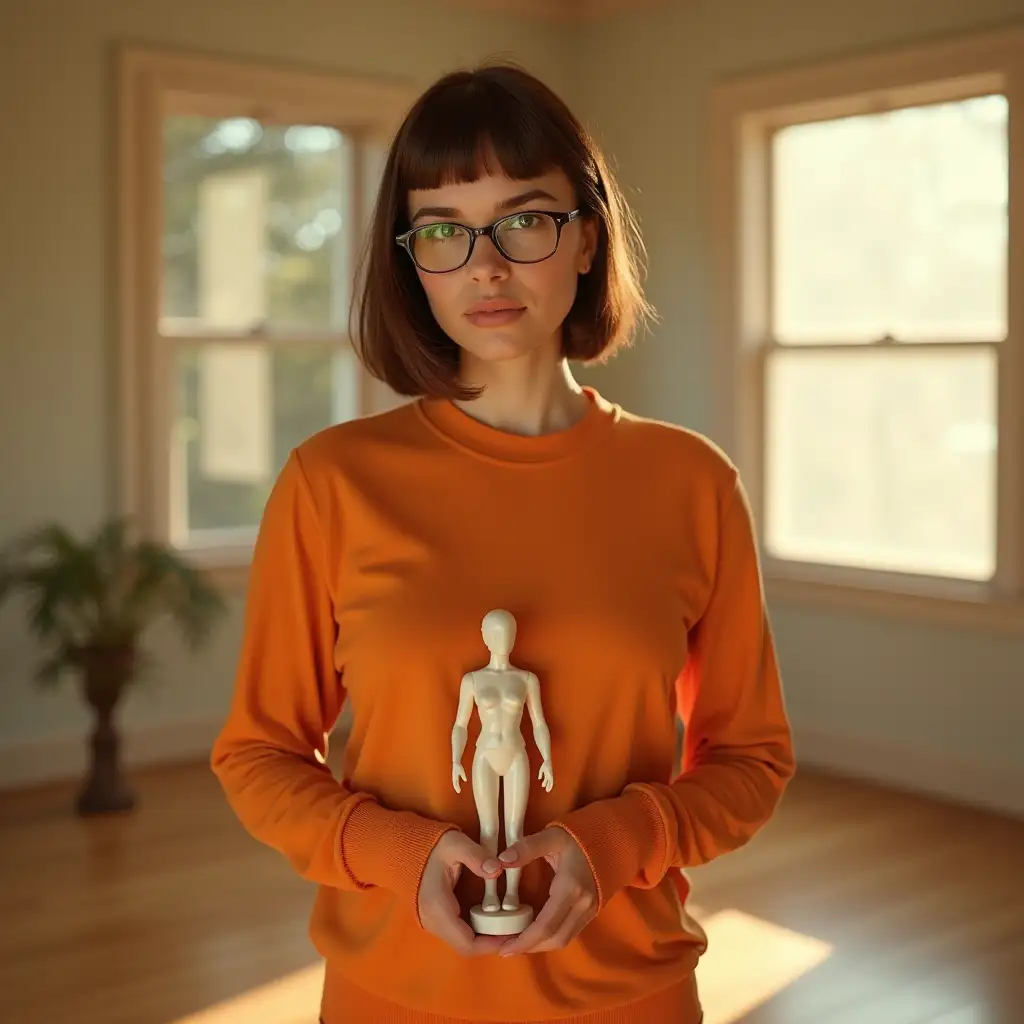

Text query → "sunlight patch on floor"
[170,909,830,1023]
[692,907,833,1024]
[171,961,325,1024]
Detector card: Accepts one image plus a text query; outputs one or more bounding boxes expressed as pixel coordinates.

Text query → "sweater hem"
[320,962,703,1023]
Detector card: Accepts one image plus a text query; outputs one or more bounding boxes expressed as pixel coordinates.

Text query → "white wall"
[0,0,565,788]
[574,0,1024,818]
[2,0,1021,819]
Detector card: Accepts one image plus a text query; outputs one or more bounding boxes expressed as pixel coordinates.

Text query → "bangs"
[395,75,569,197]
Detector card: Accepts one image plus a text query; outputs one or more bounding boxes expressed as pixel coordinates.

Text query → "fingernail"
[499,851,516,864]
[482,858,500,873]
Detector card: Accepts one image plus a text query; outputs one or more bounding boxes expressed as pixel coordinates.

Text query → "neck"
[489,654,510,670]
[454,335,588,437]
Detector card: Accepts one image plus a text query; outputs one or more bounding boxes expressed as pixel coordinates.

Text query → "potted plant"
[0,517,227,815]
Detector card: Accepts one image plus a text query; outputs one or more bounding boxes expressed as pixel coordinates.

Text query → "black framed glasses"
[396,209,581,274]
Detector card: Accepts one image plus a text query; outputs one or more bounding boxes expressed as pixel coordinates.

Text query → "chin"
[454,315,565,365]
[455,328,548,365]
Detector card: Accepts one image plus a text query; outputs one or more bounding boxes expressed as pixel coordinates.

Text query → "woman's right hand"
[452,761,467,793]
[418,830,506,956]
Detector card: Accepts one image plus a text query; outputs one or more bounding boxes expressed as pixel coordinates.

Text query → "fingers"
[424,883,473,949]
[499,870,596,956]
[423,890,505,957]
[498,828,559,869]
[467,933,509,956]
[500,885,574,956]
[443,830,503,879]
[420,838,508,958]
[526,899,595,953]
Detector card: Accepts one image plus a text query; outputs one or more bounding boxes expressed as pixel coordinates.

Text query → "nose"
[467,232,510,282]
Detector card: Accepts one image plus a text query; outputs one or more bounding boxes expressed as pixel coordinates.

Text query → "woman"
[210,61,795,1024]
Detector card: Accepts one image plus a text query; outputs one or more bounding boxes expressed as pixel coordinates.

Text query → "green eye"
[505,213,540,230]
[418,222,461,241]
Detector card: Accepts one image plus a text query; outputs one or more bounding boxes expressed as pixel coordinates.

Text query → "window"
[118,47,413,581]
[710,30,1024,628]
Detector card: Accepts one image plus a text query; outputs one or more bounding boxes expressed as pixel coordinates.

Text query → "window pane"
[162,117,353,334]
[172,343,360,547]
[772,94,1008,343]
[765,348,997,580]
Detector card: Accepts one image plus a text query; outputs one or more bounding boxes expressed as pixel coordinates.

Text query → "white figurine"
[451,609,554,935]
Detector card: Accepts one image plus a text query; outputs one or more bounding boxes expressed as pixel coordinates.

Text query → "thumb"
[444,832,502,878]
[498,828,560,868]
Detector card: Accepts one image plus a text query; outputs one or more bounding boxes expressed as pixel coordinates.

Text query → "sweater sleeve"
[548,470,795,911]
[209,448,456,914]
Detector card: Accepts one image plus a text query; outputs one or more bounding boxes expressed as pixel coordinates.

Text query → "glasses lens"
[411,223,471,272]
[495,213,558,263]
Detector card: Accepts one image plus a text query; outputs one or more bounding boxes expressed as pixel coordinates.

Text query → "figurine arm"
[525,672,552,766]
[451,674,474,778]
[548,472,794,912]
[210,450,455,915]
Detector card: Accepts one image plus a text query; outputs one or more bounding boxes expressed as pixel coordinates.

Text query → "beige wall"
[576,0,1024,816]
[0,0,566,784]
[1,0,1021,816]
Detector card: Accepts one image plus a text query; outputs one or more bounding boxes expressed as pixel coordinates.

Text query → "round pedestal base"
[469,903,534,936]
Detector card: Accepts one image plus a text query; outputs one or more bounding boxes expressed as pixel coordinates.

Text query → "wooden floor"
[1,762,1022,1024]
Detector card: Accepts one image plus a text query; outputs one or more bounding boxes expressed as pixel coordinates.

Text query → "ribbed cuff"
[339,799,457,920]
[548,787,667,910]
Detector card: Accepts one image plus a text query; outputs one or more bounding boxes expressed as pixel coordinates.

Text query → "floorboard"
[1,761,1021,1023]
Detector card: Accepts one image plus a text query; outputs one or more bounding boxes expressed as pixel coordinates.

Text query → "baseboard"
[0,716,223,792]
[794,725,1024,820]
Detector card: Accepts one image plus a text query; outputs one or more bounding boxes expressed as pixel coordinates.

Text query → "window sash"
[709,27,1024,616]
[750,340,1002,589]
[118,46,413,573]
[160,335,362,558]
[745,332,1020,601]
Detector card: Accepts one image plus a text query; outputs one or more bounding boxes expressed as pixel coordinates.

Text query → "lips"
[465,298,524,315]
[464,298,527,328]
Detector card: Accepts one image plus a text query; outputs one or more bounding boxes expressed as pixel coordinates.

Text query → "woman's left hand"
[496,827,597,956]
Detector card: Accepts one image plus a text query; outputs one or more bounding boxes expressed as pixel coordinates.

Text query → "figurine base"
[470,903,534,935]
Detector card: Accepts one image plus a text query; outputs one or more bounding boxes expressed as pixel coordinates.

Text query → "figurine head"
[481,609,516,656]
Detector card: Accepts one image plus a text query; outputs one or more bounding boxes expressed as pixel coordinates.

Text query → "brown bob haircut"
[353,61,654,400]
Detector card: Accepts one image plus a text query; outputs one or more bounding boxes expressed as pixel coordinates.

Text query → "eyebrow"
[409,188,560,224]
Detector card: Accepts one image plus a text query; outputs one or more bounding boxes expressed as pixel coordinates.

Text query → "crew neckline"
[414,385,620,464]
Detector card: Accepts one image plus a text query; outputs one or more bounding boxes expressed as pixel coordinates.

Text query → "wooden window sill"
[765,560,1024,633]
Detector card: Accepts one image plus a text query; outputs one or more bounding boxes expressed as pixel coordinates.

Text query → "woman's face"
[405,167,597,369]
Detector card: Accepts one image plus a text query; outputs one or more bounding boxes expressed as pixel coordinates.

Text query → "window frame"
[709,27,1024,631]
[117,46,415,588]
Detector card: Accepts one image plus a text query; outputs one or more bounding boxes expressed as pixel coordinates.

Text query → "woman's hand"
[452,761,467,793]
[537,761,554,792]
[418,830,506,956]
[496,827,597,956]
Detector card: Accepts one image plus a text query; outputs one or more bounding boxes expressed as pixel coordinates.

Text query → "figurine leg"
[472,753,501,912]
[502,750,530,911]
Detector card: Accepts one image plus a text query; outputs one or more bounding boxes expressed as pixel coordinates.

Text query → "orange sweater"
[210,386,795,1023]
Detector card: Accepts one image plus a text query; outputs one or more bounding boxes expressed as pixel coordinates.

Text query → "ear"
[577,215,599,274]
